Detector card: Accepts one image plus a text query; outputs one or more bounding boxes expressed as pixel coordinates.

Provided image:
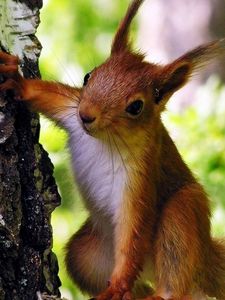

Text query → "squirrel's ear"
[154,39,225,108]
[154,62,191,106]
[111,0,144,54]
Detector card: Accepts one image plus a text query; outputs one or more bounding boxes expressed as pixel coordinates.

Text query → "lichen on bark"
[0,0,61,299]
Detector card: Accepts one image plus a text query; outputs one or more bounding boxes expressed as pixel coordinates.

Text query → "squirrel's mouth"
[78,117,99,137]
[78,113,113,138]
[78,119,93,135]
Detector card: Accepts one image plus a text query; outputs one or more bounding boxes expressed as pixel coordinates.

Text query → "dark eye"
[125,100,144,117]
[83,72,91,86]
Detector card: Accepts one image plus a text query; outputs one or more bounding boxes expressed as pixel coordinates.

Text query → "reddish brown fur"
[20,79,81,122]
[66,218,114,295]
[0,1,225,299]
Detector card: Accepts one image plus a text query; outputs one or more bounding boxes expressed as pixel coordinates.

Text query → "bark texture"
[0,0,61,299]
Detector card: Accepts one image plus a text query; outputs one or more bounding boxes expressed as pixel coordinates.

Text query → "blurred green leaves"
[38,0,130,83]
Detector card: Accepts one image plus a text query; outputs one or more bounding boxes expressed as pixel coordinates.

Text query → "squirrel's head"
[78,0,225,143]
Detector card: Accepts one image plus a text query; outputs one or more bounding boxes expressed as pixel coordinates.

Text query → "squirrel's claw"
[0,78,22,100]
[0,64,18,78]
[0,52,24,100]
[0,51,19,65]
[0,52,19,79]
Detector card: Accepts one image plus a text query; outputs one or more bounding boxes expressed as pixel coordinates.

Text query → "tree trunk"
[0,0,61,299]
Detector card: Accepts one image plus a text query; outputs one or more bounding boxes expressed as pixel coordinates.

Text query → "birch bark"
[0,0,61,299]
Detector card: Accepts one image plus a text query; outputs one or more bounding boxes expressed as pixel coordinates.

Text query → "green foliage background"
[37,1,225,299]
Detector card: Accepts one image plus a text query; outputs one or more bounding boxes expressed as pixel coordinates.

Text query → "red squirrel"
[0,0,225,299]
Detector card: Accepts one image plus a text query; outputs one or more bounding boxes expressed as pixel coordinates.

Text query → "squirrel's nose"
[79,112,96,124]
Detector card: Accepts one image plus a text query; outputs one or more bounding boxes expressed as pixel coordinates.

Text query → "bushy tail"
[203,239,225,300]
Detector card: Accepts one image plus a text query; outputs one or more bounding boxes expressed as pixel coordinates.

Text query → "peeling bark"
[0,0,61,299]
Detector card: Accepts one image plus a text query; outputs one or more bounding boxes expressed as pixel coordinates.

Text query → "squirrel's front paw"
[91,282,133,300]
[0,52,23,99]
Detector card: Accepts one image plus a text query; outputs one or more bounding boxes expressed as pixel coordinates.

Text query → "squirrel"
[0,0,225,299]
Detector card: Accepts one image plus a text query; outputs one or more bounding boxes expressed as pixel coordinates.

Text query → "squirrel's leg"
[0,51,81,126]
[152,184,210,300]
[65,218,114,296]
[93,187,155,300]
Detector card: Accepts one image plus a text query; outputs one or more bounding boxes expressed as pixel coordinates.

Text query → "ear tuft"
[178,39,225,72]
[111,0,144,54]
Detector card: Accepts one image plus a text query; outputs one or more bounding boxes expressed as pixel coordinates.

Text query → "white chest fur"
[69,124,126,222]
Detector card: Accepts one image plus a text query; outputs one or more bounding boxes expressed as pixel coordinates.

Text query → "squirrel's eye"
[83,72,91,86]
[125,100,144,117]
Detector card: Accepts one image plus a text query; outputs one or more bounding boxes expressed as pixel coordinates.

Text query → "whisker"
[117,115,130,120]
[112,126,141,168]
[73,130,86,144]
[25,85,81,104]
[54,56,77,87]
[62,112,78,124]
[111,127,149,182]
[52,105,78,113]
[110,131,129,180]
[56,84,81,104]
[47,111,76,126]
[102,116,112,122]
[106,129,115,198]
